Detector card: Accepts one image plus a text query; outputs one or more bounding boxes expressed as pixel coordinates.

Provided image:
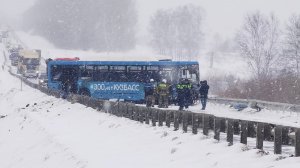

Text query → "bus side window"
[127,66,143,82]
[79,65,93,79]
[108,66,126,82]
[94,65,109,81]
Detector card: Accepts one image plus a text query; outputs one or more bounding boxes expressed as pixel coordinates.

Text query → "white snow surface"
[1,39,300,167]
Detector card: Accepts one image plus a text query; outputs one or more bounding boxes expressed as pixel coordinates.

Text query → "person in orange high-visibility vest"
[157,79,170,108]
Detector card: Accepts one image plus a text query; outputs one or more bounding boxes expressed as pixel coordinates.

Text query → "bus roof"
[48,60,199,66]
[54,57,80,61]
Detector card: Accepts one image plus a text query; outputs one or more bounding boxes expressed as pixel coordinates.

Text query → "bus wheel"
[80,89,90,97]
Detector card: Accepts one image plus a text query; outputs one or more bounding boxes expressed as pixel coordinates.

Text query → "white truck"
[17,49,41,78]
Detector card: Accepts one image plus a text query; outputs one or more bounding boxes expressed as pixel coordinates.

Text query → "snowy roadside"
[1,43,300,168]
[14,31,300,128]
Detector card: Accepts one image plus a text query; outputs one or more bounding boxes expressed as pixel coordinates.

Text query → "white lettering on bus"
[93,84,140,91]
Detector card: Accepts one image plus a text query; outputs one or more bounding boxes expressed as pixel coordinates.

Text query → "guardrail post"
[138,106,144,123]
[282,127,290,145]
[182,112,188,133]
[111,102,117,115]
[152,109,157,126]
[227,119,234,145]
[295,128,300,157]
[174,111,179,131]
[214,117,220,141]
[97,100,104,112]
[133,106,139,121]
[209,115,214,130]
[127,103,134,119]
[203,114,210,136]
[264,124,273,141]
[240,120,248,145]
[116,102,121,117]
[192,113,198,134]
[256,122,264,150]
[188,112,193,126]
[198,114,203,129]
[158,110,163,126]
[248,121,256,138]
[166,111,171,127]
[274,125,282,154]
[145,108,150,124]
[220,118,226,133]
[234,120,240,135]
[118,102,125,117]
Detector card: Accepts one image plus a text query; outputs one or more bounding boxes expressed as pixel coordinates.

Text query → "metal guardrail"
[209,97,300,112]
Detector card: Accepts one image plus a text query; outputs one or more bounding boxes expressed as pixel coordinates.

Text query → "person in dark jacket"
[176,78,192,110]
[199,80,209,110]
[145,79,157,107]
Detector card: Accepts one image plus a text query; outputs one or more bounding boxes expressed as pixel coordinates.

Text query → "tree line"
[22,2,204,58]
[218,12,300,104]
[149,5,203,61]
[22,0,137,51]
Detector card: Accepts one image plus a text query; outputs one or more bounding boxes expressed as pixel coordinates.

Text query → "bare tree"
[284,14,300,77]
[149,4,204,61]
[237,12,280,82]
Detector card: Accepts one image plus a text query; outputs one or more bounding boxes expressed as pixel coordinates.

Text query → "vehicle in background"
[10,53,19,66]
[47,60,200,103]
[17,49,41,78]
[38,72,48,87]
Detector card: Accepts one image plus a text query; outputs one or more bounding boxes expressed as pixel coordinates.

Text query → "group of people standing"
[144,78,209,111]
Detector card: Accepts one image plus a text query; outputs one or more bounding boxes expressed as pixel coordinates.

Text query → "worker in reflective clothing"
[157,79,170,108]
[176,78,192,110]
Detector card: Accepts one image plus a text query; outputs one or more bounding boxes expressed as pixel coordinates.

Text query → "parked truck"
[17,49,41,78]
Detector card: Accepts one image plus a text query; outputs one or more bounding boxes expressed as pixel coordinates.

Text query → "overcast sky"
[1,0,300,44]
[136,0,300,43]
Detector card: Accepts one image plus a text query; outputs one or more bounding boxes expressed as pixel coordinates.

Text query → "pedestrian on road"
[199,80,209,110]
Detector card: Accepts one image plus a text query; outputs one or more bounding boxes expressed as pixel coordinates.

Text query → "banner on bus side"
[88,82,145,101]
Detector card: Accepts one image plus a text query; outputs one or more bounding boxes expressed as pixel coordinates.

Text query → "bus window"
[178,65,199,84]
[79,65,94,78]
[94,65,109,81]
[51,65,62,81]
[159,66,176,84]
[127,66,143,82]
[109,65,126,82]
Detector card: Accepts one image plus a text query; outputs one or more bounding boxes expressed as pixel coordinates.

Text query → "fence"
[209,97,300,112]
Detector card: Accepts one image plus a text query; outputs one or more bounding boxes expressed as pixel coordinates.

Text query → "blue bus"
[47,60,200,103]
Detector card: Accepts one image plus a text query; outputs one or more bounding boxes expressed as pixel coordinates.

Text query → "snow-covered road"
[1,42,300,168]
